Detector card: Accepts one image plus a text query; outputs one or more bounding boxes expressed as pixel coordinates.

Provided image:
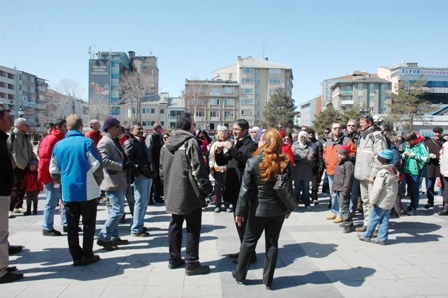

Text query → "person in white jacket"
[358,149,398,245]
[438,141,448,216]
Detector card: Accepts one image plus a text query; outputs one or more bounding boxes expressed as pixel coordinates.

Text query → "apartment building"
[330,72,391,114]
[299,96,322,127]
[212,56,293,125]
[0,65,47,133]
[184,79,239,131]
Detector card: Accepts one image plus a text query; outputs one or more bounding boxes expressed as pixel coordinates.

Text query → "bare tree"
[56,78,85,99]
[386,76,437,132]
[184,80,208,124]
[120,71,153,124]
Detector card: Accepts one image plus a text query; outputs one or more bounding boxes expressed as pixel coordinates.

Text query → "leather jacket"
[235,155,288,217]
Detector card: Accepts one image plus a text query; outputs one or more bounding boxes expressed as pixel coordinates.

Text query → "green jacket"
[402,141,429,176]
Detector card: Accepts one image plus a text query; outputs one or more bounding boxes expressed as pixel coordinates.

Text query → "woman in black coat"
[232,128,292,290]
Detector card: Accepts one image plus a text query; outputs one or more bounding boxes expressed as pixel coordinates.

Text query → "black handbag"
[273,169,297,211]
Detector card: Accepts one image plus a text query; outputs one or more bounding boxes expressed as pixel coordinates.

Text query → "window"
[358,96,363,101]
[269,89,276,95]
[369,95,374,102]
[223,87,234,94]
[209,88,220,95]
[255,89,260,94]
[241,99,253,105]
[224,111,234,118]
[242,78,253,84]
[160,109,164,114]
[225,99,234,106]
[243,67,254,74]
[268,69,281,74]
[151,108,155,114]
[210,111,219,117]
[196,111,204,117]
[160,121,164,126]
[269,78,281,84]
[209,98,220,105]
[357,83,363,90]
[241,109,254,115]
[242,88,253,94]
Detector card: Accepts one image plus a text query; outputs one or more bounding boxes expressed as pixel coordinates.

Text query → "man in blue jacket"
[50,114,103,266]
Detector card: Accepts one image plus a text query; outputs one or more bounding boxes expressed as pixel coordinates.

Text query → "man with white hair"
[85,119,102,145]
[7,117,36,217]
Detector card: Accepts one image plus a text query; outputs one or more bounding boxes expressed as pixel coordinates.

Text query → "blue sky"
[2,0,448,107]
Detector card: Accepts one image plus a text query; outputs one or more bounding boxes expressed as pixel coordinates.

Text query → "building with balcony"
[212,56,293,126]
[0,65,47,133]
[330,72,391,114]
[184,79,239,132]
[378,62,448,104]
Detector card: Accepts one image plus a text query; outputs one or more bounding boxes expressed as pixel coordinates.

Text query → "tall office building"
[213,56,293,125]
[378,62,448,104]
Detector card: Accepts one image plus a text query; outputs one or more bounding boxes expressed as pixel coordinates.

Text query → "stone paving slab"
[2,193,448,297]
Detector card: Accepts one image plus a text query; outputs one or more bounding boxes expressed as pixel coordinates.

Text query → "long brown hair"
[253,129,290,182]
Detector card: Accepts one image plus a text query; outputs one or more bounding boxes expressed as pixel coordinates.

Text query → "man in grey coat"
[160,112,216,276]
[96,116,130,251]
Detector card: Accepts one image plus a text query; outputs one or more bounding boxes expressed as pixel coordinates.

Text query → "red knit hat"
[337,145,350,156]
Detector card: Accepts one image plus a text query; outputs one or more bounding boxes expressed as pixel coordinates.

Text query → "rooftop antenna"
[262,43,265,59]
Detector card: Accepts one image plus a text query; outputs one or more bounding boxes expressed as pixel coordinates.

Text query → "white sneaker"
[9,211,16,218]
[14,208,25,214]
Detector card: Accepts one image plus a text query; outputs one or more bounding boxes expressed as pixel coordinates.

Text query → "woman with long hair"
[232,128,292,290]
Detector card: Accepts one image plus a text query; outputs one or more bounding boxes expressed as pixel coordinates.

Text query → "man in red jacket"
[38,119,67,236]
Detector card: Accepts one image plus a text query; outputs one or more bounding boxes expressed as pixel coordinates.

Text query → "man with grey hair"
[7,117,36,217]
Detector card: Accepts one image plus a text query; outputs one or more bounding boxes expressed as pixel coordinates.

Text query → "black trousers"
[168,207,202,265]
[64,199,98,261]
[25,191,39,212]
[234,215,285,287]
[10,168,25,211]
[151,171,163,200]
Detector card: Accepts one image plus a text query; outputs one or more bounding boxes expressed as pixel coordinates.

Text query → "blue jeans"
[364,206,390,242]
[42,182,61,231]
[350,178,360,213]
[327,175,340,216]
[405,174,421,210]
[293,179,311,207]
[131,176,152,234]
[98,189,125,241]
[426,177,436,205]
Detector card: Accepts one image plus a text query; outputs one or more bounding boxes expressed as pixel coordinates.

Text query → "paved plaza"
[3,192,448,297]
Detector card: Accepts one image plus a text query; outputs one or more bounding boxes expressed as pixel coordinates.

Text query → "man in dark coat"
[160,112,216,276]
[0,107,23,283]
[145,123,164,203]
[214,119,258,258]
[424,127,445,209]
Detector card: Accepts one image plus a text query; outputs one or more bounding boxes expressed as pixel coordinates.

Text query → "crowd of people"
[1,106,447,288]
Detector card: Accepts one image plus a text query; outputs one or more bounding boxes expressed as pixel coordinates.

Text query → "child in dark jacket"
[22,159,42,215]
[332,145,355,233]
